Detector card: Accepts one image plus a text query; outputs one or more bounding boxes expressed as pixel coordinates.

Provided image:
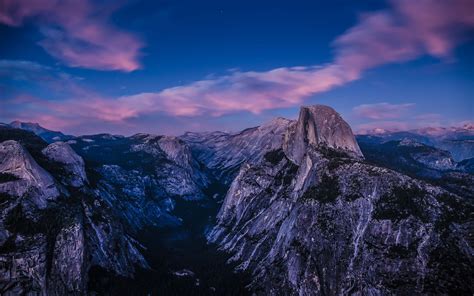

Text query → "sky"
[0,0,473,136]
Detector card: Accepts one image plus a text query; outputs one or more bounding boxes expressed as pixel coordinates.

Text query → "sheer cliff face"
[181,106,362,186]
[1,105,472,295]
[284,105,363,164]
[68,133,210,232]
[209,106,474,295]
[0,133,147,295]
[181,117,292,185]
[0,140,60,209]
[42,141,88,187]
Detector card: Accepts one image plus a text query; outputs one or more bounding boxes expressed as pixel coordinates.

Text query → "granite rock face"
[2,105,473,295]
[182,106,363,186]
[397,139,456,171]
[42,141,88,187]
[0,140,59,209]
[284,105,363,164]
[357,136,474,197]
[181,117,292,185]
[208,106,474,295]
[0,131,147,295]
[69,133,210,233]
[129,134,209,200]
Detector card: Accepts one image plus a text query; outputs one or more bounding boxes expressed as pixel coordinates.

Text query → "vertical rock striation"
[0,132,147,295]
[42,141,88,187]
[209,105,474,295]
[284,105,363,164]
[181,117,292,186]
[0,140,59,208]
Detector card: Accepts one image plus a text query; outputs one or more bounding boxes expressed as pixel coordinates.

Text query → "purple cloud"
[102,0,474,119]
[2,0,474,133]
[0,0,144,72]
[334,0,474,74]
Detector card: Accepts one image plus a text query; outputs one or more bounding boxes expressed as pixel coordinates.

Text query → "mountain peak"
[284,104,363,163]
[10,120,42,131]
[8,120,72,143]
[260,116,291,127]
[463,122,474,130]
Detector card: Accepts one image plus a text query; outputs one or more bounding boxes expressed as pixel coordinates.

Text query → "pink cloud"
[103,0,474,119]
[394,0,474,57]
[0,0,143,71]
[2,0,474,134]
[334,0,474,74]
[115,64,354,117]
[353,103,415,120]
[10,65,352,123]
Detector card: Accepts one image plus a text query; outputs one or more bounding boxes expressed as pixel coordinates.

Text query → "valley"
[2,1,473,294]
[89,199,251,295]
[0,105,473,295]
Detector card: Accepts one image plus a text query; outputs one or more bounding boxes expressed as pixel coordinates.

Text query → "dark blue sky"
[0,0,473,135]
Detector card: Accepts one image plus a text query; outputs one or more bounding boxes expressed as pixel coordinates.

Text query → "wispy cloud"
[114,65,354,117]
[102,0,474,118]
[2,0,474,133]
[0,0,143,72]
[353,102,415,120]
[333,0,474,73]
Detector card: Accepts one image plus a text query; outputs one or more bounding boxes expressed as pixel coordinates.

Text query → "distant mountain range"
[359,123,474,137]
[8,121,74,143]
[358,124,474,161]
[207,106,473,295]
[7,119,473,161]
[1,109,473,295]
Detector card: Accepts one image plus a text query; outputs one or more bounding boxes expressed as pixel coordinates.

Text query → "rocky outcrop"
[9,121,73,143]
[437,139,474,162]
[398,139,456,171]
[208,106,474,295]
[0,133,147,295]
[2,106,473,295]
[182,106,363,185]
[156,136,193,167]
[181,117,291,185]
[357,137,474,197]
[48,221,87,294]
[42,141,88,187]
[97,164,182,231]
[67,133,211,234]
[143,135,209,199]
[76,133,209,200]
[284,105,363,164]
[359,138,458,174]
[0,140,59,209]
